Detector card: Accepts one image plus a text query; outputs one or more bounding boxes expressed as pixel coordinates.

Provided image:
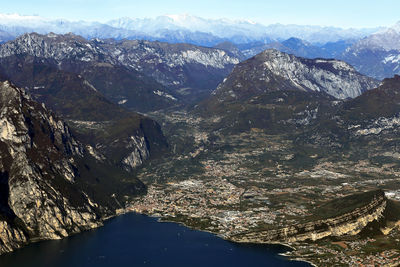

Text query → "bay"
[0,213,311,267]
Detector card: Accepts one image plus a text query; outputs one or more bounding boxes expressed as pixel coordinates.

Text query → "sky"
[1,0,399,28]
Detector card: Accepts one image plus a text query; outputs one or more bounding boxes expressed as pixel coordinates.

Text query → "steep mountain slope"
[0,55,168,172]
[0,33,239,107]
[79,63,177,111]
[197,49,378,136]
[342,22,400,79]
[98,39,239,98]
[211,49,378,101]
[0,33,177,112]
[200,47,400,154]
[0,81,147,254]
[0,54,175,113]
[338,75,400,142]
[0,55,128,120]
[342,75,400,121]
[298,75,400,158]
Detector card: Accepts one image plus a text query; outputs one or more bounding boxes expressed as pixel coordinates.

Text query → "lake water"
[0,213,311,267]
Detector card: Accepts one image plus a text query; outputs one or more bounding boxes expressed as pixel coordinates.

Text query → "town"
[125,111,400,266]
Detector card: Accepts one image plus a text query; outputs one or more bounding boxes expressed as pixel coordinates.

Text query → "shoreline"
[138,211,318,267]
[1,208,318,266]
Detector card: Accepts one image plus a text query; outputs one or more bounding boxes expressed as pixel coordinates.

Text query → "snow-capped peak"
[244,19,257,25]
[164,13,197,22]
[391,21,400,33]
[0,12,383,45]
[349,21,400,52]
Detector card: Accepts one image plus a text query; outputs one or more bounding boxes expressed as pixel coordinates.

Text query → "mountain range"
[218,22,400,80]
[2,15,400,261]
[2,13,400,80]
[0,80,151,254]
[342,22,400,79]
[0,13,380,46]
[0,32,239,109]
[199,49,379,133]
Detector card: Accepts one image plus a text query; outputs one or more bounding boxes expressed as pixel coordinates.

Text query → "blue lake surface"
[0,213,311,267]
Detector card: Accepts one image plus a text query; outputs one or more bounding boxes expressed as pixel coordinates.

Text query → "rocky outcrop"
[0,81,105,254]
[0,33,239,73]
[121,135,149,172]
[0,220,27,254]
[0,55,168,172]
[213,49,379,101]
[231,191,387,243]
[0,32,240,105]
[198,48,380,135]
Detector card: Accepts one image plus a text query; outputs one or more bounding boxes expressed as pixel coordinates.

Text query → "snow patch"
[383,54,400,64]
[153,90,177,101]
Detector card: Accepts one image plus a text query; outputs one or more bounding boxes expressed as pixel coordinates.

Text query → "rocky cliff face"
[232,190,387,243]
[0,55,167,173]
[212,49,378,101]
[0,33,176,112]
[197,49,378,135]
[0,33,240,107]
[0,81,135,254]
[100,39,239,88]
[0,220,27,254]
[121,135,149,172]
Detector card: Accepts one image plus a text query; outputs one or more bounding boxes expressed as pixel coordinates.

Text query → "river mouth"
[0,213,310,267]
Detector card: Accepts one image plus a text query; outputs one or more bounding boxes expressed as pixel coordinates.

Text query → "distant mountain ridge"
[235,38,357,60]
[3,13,399,81]
[342,22,400,79]
[0,13,381,46]
[107,15,381,44]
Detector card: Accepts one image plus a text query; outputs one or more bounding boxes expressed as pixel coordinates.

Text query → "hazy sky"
[2,0,399,28]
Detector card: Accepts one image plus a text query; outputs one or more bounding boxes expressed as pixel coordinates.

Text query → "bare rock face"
[0,220,27,254]
[121,135,149,172]
[213,49,378,101]
[198,49,379,134]
[0,81,103,253]
[0,41,169,172]
[231,190,387,244]
[0,32,240,98]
